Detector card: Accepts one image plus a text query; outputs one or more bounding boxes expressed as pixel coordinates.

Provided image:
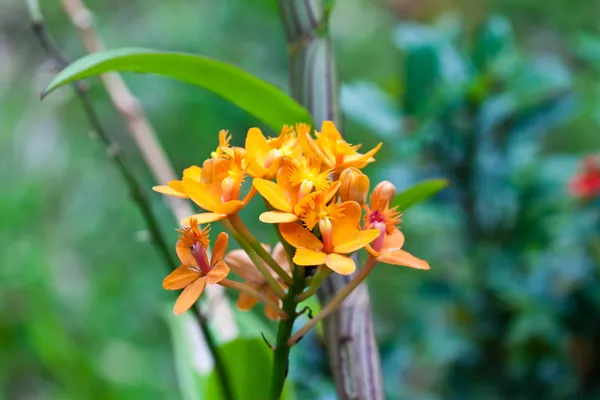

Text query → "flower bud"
[370,181,396,209]
[339,168,370,205]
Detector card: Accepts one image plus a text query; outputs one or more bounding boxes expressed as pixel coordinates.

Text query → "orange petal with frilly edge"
[259,211,299,224]
[237,291,260,311]
[182,179,220,211]
[331,201,362,244]
[325,253,356,275]
[206,260,230,284]
[379,249,430,270]
[293,248,327,266]
[180,213,226,226]
[210,232,228,267]
[216,200,245,215]
[173,277,206,315]
[245,127,270,163]
[382,229,405,252]
[279,222,323,251]
[153,183,188,198]
[333,229,381,254]
[253,179,293,212]
[163,265,200,290]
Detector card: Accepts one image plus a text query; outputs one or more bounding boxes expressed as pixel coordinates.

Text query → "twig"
[28,2,236,399]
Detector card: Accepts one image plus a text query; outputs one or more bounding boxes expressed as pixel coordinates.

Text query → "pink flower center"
[190,241,211,275]
[371,222,387,253]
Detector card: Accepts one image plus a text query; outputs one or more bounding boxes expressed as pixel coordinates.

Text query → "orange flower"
[162,218,230,315]
[284,156,332,199]
[364,182,429,270]
[225,243,290,320]
[254,173,341,224]
[152,165,202,198]
[181,150,255,225]
[299,121,382,173]
[245,126,300,179]
[279,202,380,275]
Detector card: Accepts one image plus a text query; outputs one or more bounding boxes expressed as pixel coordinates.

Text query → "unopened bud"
[370,181,396,209]
[201,158,217,183]
[339,168,370,205]
[221,176,239,203]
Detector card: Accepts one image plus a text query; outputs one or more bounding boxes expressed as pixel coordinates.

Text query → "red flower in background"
[570,156,600,199]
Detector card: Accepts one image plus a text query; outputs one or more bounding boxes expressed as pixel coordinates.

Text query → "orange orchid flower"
[254,172,341,224]
[299,121,382,173]
[364,182,429,270]
[244,126,300,179]
[162,218,230,315]
[152,165,202,198]
[180,150,255,225]
[225,242,291,320]
[279,202,380,275]
[284,156,332,199]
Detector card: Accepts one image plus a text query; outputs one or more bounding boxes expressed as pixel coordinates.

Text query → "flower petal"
[216,200,245,215]
[176,237,197,267]
[272,242,291,274]
[245,127,270,163]
[153,184,188,198]
[259,211,299,224]
[263,288,282,321]
[163,265,200,290]
[333,229,381,254]
[382,229,405,252]
[279,222,323,251]
[210,232,228,267]
[379,249,430,270]
[226,249,265,283]
[182,165,202,181]
[237,291,260,311]
[324,181,342,203]
[206,260,230,284]
[246,159,268,179]
[173,277,206,315]
[180,213,226,226]
[293,248,327,266]
[182,179,220,211]
[253,179,293,212]
[325,253,356,275]
[331,201,362,245]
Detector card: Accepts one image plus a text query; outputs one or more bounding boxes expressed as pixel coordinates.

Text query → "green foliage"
[42,48,313,131]
[391,179,448,210]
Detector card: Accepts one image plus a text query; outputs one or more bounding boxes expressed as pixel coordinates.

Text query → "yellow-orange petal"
[182,165,202,181]
[176,236,197,266]
[333,229,381,254]
[173,277,206,315]
[210,232,229,267]
[206,260,230,284]
[325,253,356,275]
[379,249,430,270]
[279,222,323,251]
[331,201,362,244]
[259,211,299,224]
[182,179,220,211]
[153,184,188,198]
[246,159,268,179]
[340,142,383,170]
[382,229,405,252]
[163,265,200,290]
[324,180,342,203]
[237,291,260,311]
[264,288,282,321]
[293,248,327,266]
[242,186,257,205]
[180,213,226,226]
[245,127,270,163]
[216,200,245,215]
[253,179,293,212]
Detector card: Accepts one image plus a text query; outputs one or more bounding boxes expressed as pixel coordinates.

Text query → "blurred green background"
[3,0,600,398]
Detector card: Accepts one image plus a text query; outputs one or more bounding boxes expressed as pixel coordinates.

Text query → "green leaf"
[391,179,448,210]
[41,48,313,131]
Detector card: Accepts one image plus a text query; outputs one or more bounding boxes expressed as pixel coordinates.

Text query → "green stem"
[270,262,305,400]
[221,217,287,299]
[296,266,331,302]
[288,257,377,345]
[228,213,294,286]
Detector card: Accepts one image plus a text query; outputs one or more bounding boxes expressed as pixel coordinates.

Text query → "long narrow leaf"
[391,179,449,210]
[41,48,313,131]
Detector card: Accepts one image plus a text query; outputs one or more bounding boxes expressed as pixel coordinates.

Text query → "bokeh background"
[3,0,600,398]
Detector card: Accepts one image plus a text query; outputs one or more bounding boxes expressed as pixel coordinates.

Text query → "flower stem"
[221,218,287,299]
[288,256,378,346]
[296,266,332,302]
[228,213,294,286]
[219,279,287,320]
[270,262,305,400]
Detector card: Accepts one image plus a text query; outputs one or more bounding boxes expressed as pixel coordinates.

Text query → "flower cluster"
[157,121,429,317]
